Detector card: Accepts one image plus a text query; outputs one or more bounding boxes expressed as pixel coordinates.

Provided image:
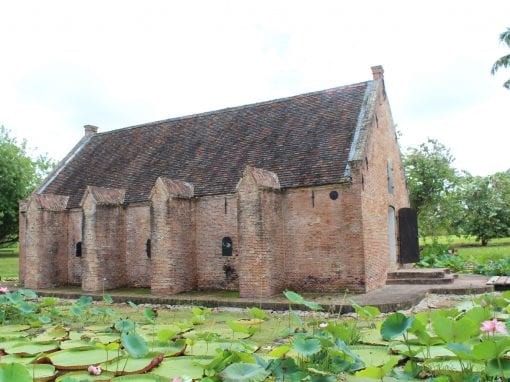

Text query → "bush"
[415,243,468,273]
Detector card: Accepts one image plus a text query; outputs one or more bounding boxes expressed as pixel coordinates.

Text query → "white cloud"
[0,0,509,174]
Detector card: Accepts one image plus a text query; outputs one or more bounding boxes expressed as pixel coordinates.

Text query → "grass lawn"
[420,235,510,247]
[0,244,18,280]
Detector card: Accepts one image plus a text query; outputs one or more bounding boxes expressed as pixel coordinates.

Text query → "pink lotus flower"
[0,287,8,294]
[87,365,102,375]
[319,322,328,328]
[480,319,507,336]
[172,378,182,382]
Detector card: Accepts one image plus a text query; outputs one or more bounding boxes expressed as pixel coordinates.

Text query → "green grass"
[420,235,510,247]
[0,244,18,280]
[458,245,510,262]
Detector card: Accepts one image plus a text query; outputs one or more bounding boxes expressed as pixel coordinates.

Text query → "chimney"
[371,65,384,80]
[84,125,98,136]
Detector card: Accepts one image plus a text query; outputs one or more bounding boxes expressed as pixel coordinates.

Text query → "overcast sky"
[1,1,509,176]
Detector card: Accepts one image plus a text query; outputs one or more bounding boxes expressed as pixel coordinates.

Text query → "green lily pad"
[359,328,388,346]
[48,348,124,370]
[186,325,250,340]
[112,375,172,381]
[148,340,187,357]
[3,341,60,356]
[101,352,164,375]
[389,344,455,359]
[350,345,396,367]
[187,340,258,356]
[24,364,58,382]
[149,356,210,379]
[220,362,270,382]
[423,359,484,375]
[0,325,30,334]
[0,363,32,382]
[0,354,38,364]
[35,327,68,342]
[55,370,116,381]
[59,340,96,350]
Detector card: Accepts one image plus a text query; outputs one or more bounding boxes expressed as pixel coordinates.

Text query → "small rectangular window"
[387,159,394,194]
[75,242,82,257]
[146,239,151,258]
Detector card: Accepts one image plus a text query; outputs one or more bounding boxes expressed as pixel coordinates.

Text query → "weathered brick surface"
[195,194,240,290]
[150,179,196,294]
[357,82,410,291]
[237,167,284,298]
[22,195,69,289]
[81,189,127,291]
[125,204,151,287]
[283,184,366,292]
[67,210,83,285]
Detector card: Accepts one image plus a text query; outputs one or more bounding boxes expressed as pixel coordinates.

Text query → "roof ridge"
[95,80,372,136]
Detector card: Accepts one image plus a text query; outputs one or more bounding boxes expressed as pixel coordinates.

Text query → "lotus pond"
[0,288,509,382]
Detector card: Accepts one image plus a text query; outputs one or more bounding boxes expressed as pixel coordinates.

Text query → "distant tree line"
[404,138,510,245]
[0,126,55,246]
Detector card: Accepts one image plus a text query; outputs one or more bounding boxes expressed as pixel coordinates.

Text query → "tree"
[0,126,55,246]
[458,172,510,246]
[403,139,461,238]
[491,27,510,89]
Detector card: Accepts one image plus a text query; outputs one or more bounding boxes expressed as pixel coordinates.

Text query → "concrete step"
[386,274,455,285]
[387,268,451,279]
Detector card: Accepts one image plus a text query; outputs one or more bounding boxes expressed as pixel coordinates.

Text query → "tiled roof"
[42,81,371,208]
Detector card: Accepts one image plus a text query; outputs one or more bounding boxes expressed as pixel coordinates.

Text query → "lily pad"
[55,370,115,381]
[3,341,60,356]
[220,362,270,382]
[149,356,210,379]
[148,339,187,357]
[389,344,455,359]
[35,327,68,342]
[350,345,396,367]
[0,325,30,334]
[48,348,124,370]
[59,340,96,350]
[423,359,484,375]
[112,375,172,381]
[186,325,250,340]
[0,354,38,364]
[24,364,58,382]
[101,352,164,375]
[0,363,32,382]
[187,340,258,356]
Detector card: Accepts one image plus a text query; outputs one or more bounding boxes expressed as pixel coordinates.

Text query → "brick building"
[19,66,413,297]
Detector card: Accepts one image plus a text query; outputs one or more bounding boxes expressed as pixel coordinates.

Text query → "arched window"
[222,237,233,256]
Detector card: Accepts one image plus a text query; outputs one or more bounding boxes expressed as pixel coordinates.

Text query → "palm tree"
[491,28,510,89]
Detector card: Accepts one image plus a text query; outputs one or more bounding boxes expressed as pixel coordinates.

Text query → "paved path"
[30,274,492,313]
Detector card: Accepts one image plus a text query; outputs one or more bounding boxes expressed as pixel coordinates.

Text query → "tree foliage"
[403,139,461,238]
[491,27,510,89]
[458,172,510,246]
[0,126,55,245]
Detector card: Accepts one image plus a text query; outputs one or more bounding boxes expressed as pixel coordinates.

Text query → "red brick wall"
[125,204,151,287]
[358,89,410,290]
[150,185,196,294]
[237,170,284,298]
[23,202,68,289]
[67,210,83,285]
[195,195,240,291]
[81,196,127,291]
[282,184,366,292]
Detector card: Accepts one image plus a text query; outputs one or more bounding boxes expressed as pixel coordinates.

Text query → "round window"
[329,191,339,200]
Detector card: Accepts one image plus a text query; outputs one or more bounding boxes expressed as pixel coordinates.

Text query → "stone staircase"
[386,268,456,285]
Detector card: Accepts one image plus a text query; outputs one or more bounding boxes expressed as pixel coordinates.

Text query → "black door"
[398,208,420,264]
